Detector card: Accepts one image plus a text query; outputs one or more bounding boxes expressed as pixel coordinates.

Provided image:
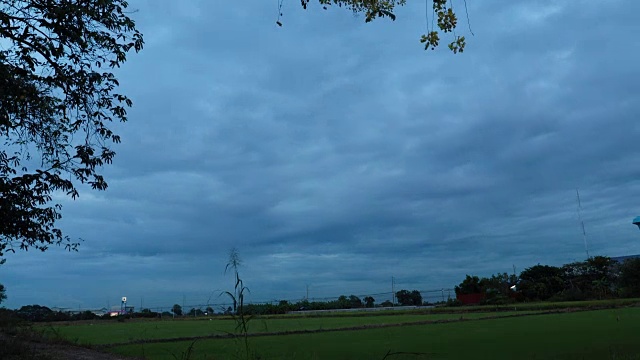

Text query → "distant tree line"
[454,256,640,305]
[0,305,101,323]
[236,290,428,316]
[0,290,430,323]
[8,257,636,323]
[0,305,170,323]
[165,291,426,317]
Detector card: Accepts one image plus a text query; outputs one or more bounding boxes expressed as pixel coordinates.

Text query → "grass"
[426,298,640,314]
[0,325,73,360]
[270,298,640,317]
[37,299,640,359]
[43,298,640,346]
[0,336,56,360]
[44,311,539,345]
[107,307,640,360]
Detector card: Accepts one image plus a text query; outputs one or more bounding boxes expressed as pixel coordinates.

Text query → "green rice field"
[48,311,540,345]
[46,304,640,359]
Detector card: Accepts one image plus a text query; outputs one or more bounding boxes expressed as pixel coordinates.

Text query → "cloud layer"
[2,0,640,310]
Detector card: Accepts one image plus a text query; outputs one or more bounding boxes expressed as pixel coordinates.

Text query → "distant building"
[107,305,135,316]
[91,308,109,316]
[50,307,70,313]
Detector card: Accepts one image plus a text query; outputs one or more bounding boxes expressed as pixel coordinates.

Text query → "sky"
[2,0,640,311]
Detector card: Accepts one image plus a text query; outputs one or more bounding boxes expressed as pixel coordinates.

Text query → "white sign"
[122,297,127,302]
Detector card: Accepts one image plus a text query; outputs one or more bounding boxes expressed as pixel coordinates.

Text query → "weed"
[222,248,254,359]
[0,335,55,360]
[168,339,198,360]
[41,324,80,345]
[0,308,24,335]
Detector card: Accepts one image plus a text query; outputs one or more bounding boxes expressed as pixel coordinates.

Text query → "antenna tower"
[576,189,590,259]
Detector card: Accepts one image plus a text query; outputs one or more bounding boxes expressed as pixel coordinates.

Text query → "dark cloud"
[2,0,640,309]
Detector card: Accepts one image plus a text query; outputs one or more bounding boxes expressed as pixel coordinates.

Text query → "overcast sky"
[2,0,640,311]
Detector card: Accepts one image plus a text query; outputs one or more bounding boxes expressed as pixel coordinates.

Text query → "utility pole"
[391,276,395,306]
[576,189,590,259]
[306,284,309,300]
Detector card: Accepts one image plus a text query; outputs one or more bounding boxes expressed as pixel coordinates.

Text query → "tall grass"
[222,248,254,359]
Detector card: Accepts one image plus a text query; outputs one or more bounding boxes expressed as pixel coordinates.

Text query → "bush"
[0,308,23,335]
[71,311,99,321]
[133,311,158,319]
[0,336,52,360]
[15,305,59,322]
